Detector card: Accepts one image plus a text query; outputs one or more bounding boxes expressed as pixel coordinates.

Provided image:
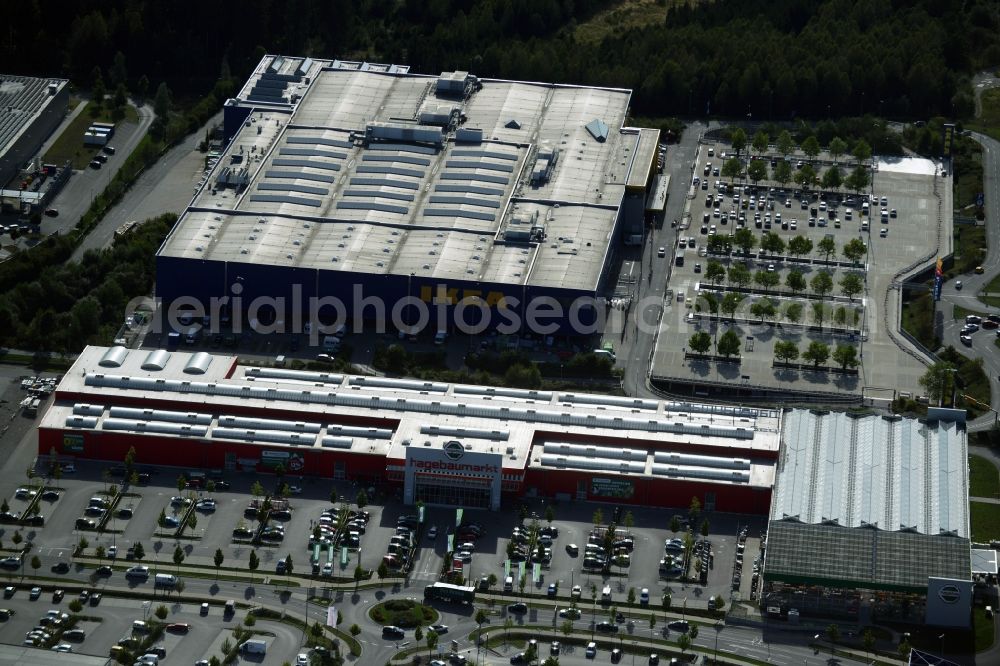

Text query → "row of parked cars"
[381,513,418,570]
[960,313,1000,346]
[578,527,634,572]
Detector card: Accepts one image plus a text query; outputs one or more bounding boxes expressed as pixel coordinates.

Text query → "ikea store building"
[155,55,663,337]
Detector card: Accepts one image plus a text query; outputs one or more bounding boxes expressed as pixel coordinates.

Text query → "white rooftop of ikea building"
[158,55,657,292]
[42,346,779,486]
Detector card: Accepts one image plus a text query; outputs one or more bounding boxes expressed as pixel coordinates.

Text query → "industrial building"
[155,55,661,336]
[0,75,68,204]
[39,346,778,513]
[761,409,974,628]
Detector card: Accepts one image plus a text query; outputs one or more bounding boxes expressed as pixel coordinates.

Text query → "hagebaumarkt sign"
[62,433,84,453]
[591,477,634,499]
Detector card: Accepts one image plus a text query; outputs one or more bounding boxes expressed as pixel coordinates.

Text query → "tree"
[801,135,821,160]
[125,446,137,474]
[188,513,198,531]
[475,608,488,633]
[214,548,224,579]
[669,516,681,533]
[91,66,106,110]
[705,260,726,285]
[747,159,768,184]
[689,331,712,355]
[919,361,956,404]
[840,273,864,299]
[803,341,831,368]
[727,264,751,289]
[627,587,636,604]
[135,74,149,102]
[828,137,847,163]
[846,165,870,193]
[722,157,743,182]
[173,544,185,570]
[834,306,847,326]
[776,130,795,158]
[133,542,145,560]
[750,300,776,322]
[95,545,105,560]
[30,555,40,575]
[832,345,859,370]
[760,232,785,256]
[678,633,692,653]
[721,293,743,319]
[772,159,792,187]
[248,549,259,582]
[716,329,741,359]
[732,229,754,257]
[788,235,813,258]
[826,623,841,645]
[487,573,498,589]
[155,604,168,620]
[785,302,803,324]
[691,625,700,640]
[852,140,872,165]
[110,51,127,88]
[812,302,826,326]
[817,237,837,262]
[751,131,769,155]
[426,629,439,659]
[415,626,424,643]
[774,341,800,363]
[355,489,368,509]
[545,505,555,524]
[842,238,867,264]
[785,271,806,295]
[177,475,187,493]
[795,163,817,190]
[898,640,913,659]
[68,599,83,613]
[353,565,365,591]
[593,508,603,527]
[251,481,265,498]
[153,82,171,119]
[822,165,843,190]
[730,127,747,155]
[700,519,710,538]
[754,271,780,293]
[560,619,573,636]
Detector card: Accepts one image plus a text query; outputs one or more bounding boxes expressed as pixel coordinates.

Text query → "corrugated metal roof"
[772,410,968,537]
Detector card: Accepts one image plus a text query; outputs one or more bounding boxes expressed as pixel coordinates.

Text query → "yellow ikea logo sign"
[420,285,509,309]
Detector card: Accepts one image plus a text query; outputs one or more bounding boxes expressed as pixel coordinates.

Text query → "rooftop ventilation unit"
[585,118,610,143]
[419,104,461,128]
[365,122,444,147]
[436,71,478,97]
[530,143,559,185]
[455,128,483,144]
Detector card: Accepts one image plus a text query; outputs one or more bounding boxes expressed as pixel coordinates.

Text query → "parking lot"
[651,141,949,399]
[0,588,302,664]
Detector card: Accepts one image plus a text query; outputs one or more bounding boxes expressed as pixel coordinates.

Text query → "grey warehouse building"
[0,75,68,197]
[761,408,973,628]
[155,55,661,336]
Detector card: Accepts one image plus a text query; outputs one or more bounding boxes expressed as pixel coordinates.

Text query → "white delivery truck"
[240,639,267,655]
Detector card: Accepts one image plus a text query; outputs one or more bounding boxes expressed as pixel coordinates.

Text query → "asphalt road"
[71,111,222,261]
[939,129,1000,430]
[35,102,154,239]
[618,121,713,399]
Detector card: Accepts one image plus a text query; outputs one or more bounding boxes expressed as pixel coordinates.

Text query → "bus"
[423,582,475,604]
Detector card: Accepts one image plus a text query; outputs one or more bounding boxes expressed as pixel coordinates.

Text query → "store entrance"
[415,478,492,508]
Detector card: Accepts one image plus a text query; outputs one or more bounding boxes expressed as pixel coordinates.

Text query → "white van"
[602,585,612,601]
[593,349,616,362]
[154,574,177,588]
[504,576,514,592]
[240,639,267,655]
